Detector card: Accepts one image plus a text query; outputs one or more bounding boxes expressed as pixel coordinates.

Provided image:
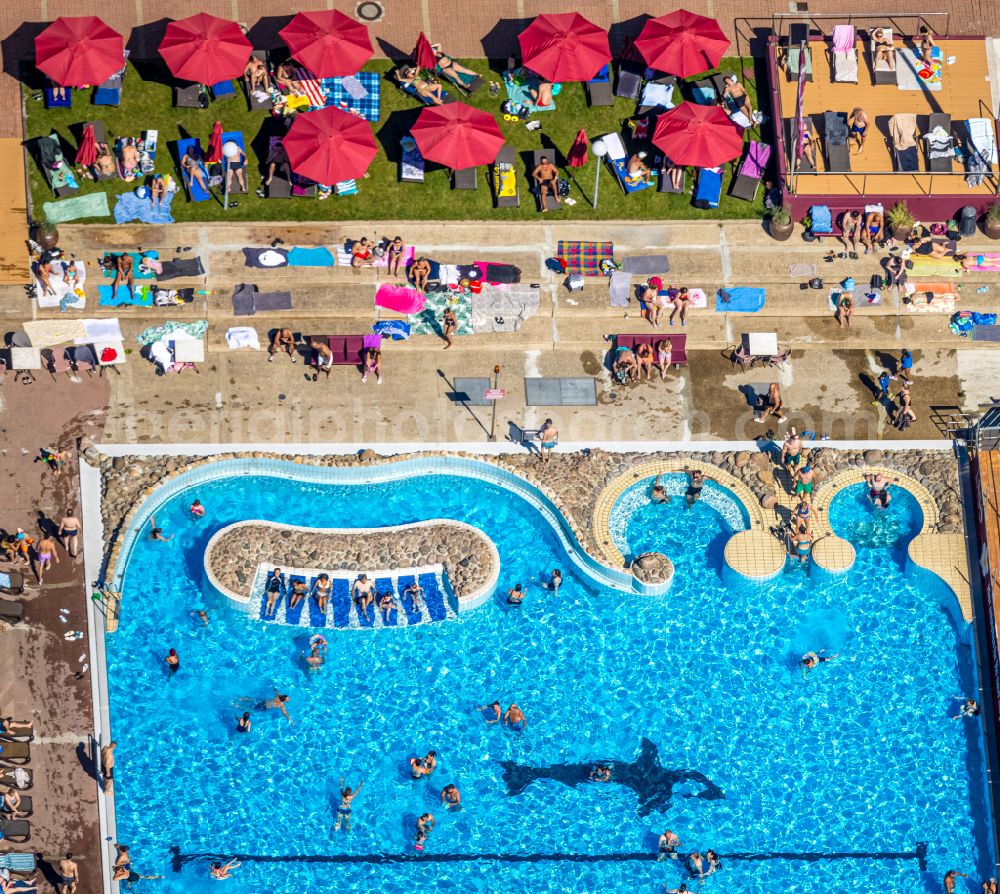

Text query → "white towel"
[77,318,122,344]
[226,326,260,350]
[640,82,673,109]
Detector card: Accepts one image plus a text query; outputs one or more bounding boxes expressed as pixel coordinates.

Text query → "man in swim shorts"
[865,472,891,508]
[781,428,803,473]
[440,783,461,809]
[404,580,424,613]
[503,703,526,730]
[56,854,78,894]
[537,419,558,463]
[685,468,704,508]
[795,464,816,499]
[254,690,292,723]
[352,575,375,617]
[658,829,681,860]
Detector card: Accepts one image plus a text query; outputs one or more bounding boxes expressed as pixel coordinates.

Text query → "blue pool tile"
[396,574,425,625]
[419,572,448,622]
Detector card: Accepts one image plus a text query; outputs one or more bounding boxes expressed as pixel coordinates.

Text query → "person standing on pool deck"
[504,703,526,731]
[477,701,502,723]
[442,306,457,350]
[945,870,969,894]
[794,497,813,534]
[685,468,704,508]
[36,535,58,583]
[780,428,803,472]
[56,854,79,894]
[164,649,179,675]
[58,508,81,559]
[334,776,365,832]
[441,783,461,809]
[538,419,558,462]
[898,348,913,384]
[101,741,116,790]
[651,474,671,504]
[754,383,786,424]
[794,464,816,501]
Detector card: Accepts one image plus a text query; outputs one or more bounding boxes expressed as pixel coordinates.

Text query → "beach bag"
[557,178,570,197]
[870,274,884,290]
[808,277,824,289]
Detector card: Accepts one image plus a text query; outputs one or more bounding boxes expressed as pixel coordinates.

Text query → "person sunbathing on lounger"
[861,210,884,254]
[112,252,134,301]
[225,143,247,193]
[532,156,560,211]
[627,151,652,185]
[50,81,67,102]
[265,140,291,187]
[721,75,753,120]
[872,29,895,68]
[431,45,478,81]
[181,146,209,196]
[245,55,270,93]
[410,257,432,291]
[800,127,818,171]
[665,159,684,191]
[274,62,301,94]
[848,108,869,155]
[94,143,116,178]
[396,67,444,105]
[119,141,139,180]
[352,574,375,616]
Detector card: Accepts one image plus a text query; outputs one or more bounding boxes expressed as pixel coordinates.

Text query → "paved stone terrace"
[206,519,497,605]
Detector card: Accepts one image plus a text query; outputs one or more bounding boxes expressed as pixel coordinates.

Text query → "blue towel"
[99,284,153,306]
[716,287,766,313]
[113,190,175,225]
[372,320,411,340]
[287,246,335,267]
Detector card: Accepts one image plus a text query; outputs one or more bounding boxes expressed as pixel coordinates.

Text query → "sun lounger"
[176,138,210,202]
[924,113,954,172]
[965,118,997,187]
[823,111,850,172]
[395,70,453,106]
[585,64,613,107]
[399,135,425,183]
[637,76,676,115]
[889,112,920,172]
[0,570,24,595]
[219,131,248,194]
[244,49,274,111]
[0,767,31,790]
[831,25,858,82]
[531,149,560,210]
[730,141,771,201]
[174,81,206,108]
[265,135,291,198]
[452,166,477,190]
[37,133,79,197]
[870,27,897,85]
[693,166,723,209]
[599,132,653,195]
[211,79,237,102]
[658,156,686,194]
[615,333,688,367]
[44,84,71,109]
[493,144,519,208]
[689,78,718,105]
[435,59,483,95]
[0,819,30,842]
[787,23,813,82]
[615,62,643,100]
[0,794,32,816]
[0,739,29,763]
[93,50,128,106]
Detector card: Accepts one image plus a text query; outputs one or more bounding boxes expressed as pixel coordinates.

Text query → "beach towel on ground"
[686,288,708,309]
[231,283,293,316]
[505,68,559,113]
[375,284,425,314]
[318,72,381,121]
[102,252,156,279]
[226,327,260,350]
[621,255,670,275]
[906,256,963,277]
[243,248,289,268]
[374,244,415,270]
[290,67,327,108]
[482,263,520,284]
[372,320,411,340]
[99,283,153,306]
[113,190,175,224]
[408,290,472,336]
[828,286,882,309]
[471,285,540,333]
[716,287,766,312]
[136,320,207,346]
[964,253,1000,272]
[557,241,614,276]
[157,258,204,280]
[906,282,958,312]
[789,262,818,277]
[42,191,110,223]
[34,260,86,310]
[287,246,335,267]
[609,271,631,307]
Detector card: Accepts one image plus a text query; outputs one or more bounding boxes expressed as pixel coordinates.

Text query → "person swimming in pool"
[801,650,837,673]
[865,472,892,507]
[246,690,292,723]
[410,756,430,779]
[148,517,173,542]
[548,569,563,594]
[651,473,671,504]
[333,777,365,833]
[507,583,525,605]
[305,645,324,669]
[440,783,461,809]
[189,499,205,518]
[236,712,251,732]
[209,858,240,880]
[477,701,502,723]
[589,764,612,782]
[685,468,704,508]
[414,812,435,850]
[504,703,526,731]
[352,575,375,617]
[658,829,681,861]
[953,696,980,718]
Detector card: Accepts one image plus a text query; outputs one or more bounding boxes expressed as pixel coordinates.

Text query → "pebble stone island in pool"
[106,466,992,894]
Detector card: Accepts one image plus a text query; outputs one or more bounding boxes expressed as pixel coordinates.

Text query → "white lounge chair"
[831,25,858,82]
[870,27,897,85]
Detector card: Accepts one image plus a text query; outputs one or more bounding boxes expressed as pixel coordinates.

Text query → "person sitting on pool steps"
[651,473,670,504]
[352,575,375,618]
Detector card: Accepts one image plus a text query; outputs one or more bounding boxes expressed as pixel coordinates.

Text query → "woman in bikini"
[639,277,664,326]
[872,28,895,68]
[181,146,209,196]
[848,107,869,155]
[150,174,166,208]
[274,62,300,94]
[396,67,444,104]
[431,45,478,82]
[669,288,691,327]
[918,26,936,66]
[361,348,382,384]
[835,290,853,328]
[244,55,270,93]
[387,236,405,276]
[442,306,457,349]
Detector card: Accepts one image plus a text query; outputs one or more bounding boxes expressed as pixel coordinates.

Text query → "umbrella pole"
[592,158,601,209]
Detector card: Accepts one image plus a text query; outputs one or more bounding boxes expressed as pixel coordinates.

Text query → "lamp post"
[221,140,240,211]
[591,139,607,209]
[488,364,501,442]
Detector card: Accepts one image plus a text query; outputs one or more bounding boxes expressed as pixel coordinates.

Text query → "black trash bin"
[960,205,978,237]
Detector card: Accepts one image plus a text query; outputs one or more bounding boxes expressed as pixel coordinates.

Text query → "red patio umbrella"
[283,106,377,184]
[75,122,98,166]
[35,16,124,87]
[279,10,373,78]
[159,13,252,85]
[633,9,730,79]
[652,103,743,167]
[517,12,610,83]
[567,128,589,167]
[410,102,504,169]
[412,32,436,70]
[206,121,223,163]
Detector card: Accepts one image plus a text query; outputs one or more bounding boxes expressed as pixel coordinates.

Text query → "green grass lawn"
[23,58,763,224]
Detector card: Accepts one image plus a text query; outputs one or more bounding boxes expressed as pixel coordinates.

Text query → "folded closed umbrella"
[283,106,378,185]
[652,103,744,167]
[518,12,610,83]
[75,123,98,166]
[159,13,252,85]
[35,16,124,87]
[206,121,223,163]
[568,128,589,168]
[634,9,730,79]
[412,32,436,70]
[279,10,373,78]
[411,102,504,169]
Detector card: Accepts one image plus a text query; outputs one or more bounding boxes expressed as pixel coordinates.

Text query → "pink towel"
[373,244,415,270]
[363,333,383,350]
[832,25,855,53]
[375,284,426,314]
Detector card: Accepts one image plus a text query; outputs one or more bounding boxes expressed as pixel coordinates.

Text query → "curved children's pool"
[106,464,992,894]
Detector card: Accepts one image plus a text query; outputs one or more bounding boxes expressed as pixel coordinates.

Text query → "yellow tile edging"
[592,460,768,568]
[724,530,787,579]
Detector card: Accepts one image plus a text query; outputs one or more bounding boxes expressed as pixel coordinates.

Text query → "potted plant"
[886,201,915,241]
[34,221,59,252]
[768,205,794,242]
[984,202,1000,240]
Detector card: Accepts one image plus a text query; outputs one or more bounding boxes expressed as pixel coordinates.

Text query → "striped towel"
[0,853,36,871]
[292,67,327,109]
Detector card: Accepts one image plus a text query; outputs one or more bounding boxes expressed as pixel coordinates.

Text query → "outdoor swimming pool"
[106,460,992,894]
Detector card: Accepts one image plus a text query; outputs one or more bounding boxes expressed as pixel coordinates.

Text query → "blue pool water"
[107,464,992,894]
